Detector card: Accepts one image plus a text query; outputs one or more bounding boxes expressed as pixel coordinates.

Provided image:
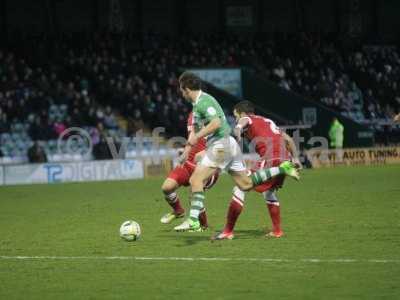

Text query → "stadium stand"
[0,32,399,161]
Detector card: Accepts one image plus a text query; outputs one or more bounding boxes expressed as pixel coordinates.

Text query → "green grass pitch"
[0,165,399,299]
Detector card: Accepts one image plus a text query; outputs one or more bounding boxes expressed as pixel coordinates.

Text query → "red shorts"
[251,159,286,193]
[167,162,219,190]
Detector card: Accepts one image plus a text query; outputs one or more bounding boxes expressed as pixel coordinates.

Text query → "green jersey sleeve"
[197,99,220,122]
[193,92,231,141]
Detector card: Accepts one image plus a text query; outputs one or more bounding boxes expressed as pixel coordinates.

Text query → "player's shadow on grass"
[180,235,212,246]
[234,229,266,239]
[155,231,211,246]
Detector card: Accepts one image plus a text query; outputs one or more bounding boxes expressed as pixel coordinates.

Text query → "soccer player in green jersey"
[174,72,300,232]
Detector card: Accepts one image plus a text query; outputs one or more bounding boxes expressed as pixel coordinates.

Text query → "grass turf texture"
[0,165,399,299]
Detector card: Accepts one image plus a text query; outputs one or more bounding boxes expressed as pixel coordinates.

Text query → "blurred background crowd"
[0,31,399,160]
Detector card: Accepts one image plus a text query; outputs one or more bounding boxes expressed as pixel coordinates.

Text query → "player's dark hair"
[234,100,255,114]
[179,71,202,90]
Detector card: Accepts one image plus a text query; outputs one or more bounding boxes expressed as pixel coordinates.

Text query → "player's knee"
[244,183,253,191]
[233,186,246,202]
[236,177,253,191]
[189,174,202,189]
[161,180,175,194]
[263,190,280,205]
[161,185,171,194]
[236,182,252,192]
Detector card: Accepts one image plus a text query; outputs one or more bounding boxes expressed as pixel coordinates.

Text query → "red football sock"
[224,198,243,233]
[199,209,208,228]
[165,192,184,215]
[267,202,281,233]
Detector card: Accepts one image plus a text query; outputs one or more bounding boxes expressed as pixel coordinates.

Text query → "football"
[119,220,141,241]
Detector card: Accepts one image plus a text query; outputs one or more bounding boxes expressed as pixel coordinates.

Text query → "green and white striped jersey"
[192,91,231,142]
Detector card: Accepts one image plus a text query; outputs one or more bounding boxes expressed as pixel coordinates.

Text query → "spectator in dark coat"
[27,142,47,163]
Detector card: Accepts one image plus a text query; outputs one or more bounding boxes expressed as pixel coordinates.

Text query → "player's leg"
[198,208,208,229]
[230,161,299,192]
[264,190,284,238]
[212,186,246,240]
[160,170,186,224]
[213,159,275,240]
[175,137,231,232]
[174,165,216,232]
[187,191,209,230]
[203,170,219,190]
[209,139,249,240]
[198,171,219,229]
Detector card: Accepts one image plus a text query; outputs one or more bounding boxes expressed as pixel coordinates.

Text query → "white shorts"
[200,136,246,172]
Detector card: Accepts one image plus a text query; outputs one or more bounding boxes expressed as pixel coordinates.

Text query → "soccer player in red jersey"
[213,101,302,240]
[160,112,218,229]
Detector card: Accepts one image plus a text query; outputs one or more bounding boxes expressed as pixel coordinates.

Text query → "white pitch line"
[0,256,399,264]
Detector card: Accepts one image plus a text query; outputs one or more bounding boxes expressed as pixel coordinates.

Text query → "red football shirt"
[240,114,290,162]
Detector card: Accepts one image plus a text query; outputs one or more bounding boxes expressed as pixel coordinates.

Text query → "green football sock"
[190,192,205,222]
[250,166,282,186]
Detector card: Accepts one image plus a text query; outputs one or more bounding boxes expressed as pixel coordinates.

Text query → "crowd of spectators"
[256,33,400,123]
[0,33,193,144]
[0,31,399,158]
